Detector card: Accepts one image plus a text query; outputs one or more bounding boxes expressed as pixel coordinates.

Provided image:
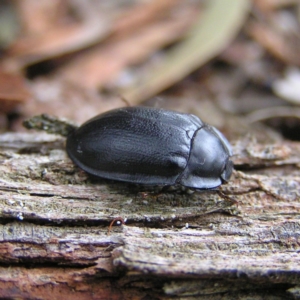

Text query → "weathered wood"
[0,132,299,299]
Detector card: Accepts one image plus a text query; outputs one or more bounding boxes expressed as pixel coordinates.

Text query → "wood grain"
[0,132,299,299]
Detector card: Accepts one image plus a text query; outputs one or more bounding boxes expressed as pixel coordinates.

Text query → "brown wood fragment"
[0,71,30,113]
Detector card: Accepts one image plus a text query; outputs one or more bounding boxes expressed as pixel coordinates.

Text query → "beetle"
[66,107,233,189]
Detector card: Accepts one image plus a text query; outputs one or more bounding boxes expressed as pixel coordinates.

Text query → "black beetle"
[66,107,233,189]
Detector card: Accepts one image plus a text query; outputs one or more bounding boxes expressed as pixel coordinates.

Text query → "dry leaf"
[59,5,198,89]
[248,21,300,66]
[120,0,251,104]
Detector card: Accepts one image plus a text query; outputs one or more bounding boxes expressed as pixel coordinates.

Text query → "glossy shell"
[66,107,233,189]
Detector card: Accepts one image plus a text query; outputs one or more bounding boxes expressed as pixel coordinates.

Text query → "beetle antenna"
[118,95,132,107]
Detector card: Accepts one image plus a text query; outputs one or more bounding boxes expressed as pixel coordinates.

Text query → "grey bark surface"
[0,131,300,299]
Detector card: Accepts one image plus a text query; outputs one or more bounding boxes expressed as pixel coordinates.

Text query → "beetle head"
[179,125,233,189]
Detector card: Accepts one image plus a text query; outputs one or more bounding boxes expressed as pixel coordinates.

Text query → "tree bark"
[0,132,299,299]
